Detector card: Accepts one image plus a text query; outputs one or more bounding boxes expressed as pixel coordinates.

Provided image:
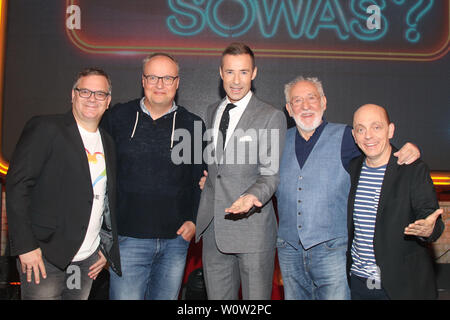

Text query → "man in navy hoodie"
[102,53,205,300]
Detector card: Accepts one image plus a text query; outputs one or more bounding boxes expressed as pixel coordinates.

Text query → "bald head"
[352,104,395,167]
[353,104,390,127]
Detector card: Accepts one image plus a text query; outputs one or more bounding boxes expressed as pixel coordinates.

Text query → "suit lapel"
[207,100,223,169]
[63,111,93,193]
[223,94,258,158]
[100,128,114,230]
[234,94,258,133]
[207,100,221,130]
[209,94,258,165]
[100,129,113,189]
[348,156,364,231]
[373,147,399,253]
[375,148,398,222]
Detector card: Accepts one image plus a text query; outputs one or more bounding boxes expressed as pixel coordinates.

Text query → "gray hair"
[142,52,179,74]
[284,76,325,104]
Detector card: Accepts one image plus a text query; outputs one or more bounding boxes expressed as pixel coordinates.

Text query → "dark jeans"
[277,237,350,300]
[18,249,100,300]
[350,274,390,300]
[109,235,190,300]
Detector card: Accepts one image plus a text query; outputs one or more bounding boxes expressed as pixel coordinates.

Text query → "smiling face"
[220,53,257,103]
[72,74,111,131]
[142,55,179,109]
[285,80,327,138]
[352,104,395,167]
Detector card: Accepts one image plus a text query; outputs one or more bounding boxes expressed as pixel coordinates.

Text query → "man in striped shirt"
[350,158,386,286]
[275,77,421,300]
[347,104,444,299]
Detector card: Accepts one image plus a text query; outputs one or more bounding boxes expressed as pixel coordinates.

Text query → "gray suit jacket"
[195,94,286,253]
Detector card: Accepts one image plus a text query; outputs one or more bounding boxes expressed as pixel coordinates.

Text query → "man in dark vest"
[276,76,421,300]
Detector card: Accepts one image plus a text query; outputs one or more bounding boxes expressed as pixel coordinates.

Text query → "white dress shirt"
[212,91,253,151]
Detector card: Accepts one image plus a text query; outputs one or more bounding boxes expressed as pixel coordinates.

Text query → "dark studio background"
[0,0,449,303]
[2,0,449,170]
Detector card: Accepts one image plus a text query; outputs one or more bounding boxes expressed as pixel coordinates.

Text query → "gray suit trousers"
[201,221,275,300]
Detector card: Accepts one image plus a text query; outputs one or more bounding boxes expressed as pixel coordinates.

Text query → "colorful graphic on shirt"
[85,148,106,188]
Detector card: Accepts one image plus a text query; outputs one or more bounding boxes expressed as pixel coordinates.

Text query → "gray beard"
[293,114,322,133]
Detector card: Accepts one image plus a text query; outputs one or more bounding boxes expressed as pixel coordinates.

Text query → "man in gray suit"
[195,43,286,300]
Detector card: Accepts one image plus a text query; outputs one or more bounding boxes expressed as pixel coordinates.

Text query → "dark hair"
[221,42,255,69]
[72,67,112,93]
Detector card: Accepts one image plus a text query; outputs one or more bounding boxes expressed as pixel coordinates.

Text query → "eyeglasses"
[290,95,320,107]
[143,74,179,86]
[75,88,110,101]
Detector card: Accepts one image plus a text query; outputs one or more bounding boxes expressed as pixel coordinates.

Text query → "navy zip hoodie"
[101,99,206,238]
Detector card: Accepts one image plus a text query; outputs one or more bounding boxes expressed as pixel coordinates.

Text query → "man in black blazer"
[347,104,444,299]
[6,68,121,299]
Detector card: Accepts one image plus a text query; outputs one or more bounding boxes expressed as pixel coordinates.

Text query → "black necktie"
[218,103,237,150]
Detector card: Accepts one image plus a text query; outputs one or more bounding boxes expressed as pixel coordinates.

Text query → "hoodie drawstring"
[130,110,177,150]
[130,111,139,140]
[170,111,177,149]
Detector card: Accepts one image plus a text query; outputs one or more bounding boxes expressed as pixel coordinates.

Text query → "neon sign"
[65,0,449,61]
[168,0,384,40]
[166,0,442,42]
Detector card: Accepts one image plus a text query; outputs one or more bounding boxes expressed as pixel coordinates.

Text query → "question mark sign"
[392,0,434,43]
[406,0,434,42]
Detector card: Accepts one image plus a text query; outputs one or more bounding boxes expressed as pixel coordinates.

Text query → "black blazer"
[347,146,444,299]
[6,111,121,275]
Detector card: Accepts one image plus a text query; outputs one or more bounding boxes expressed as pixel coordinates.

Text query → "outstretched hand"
[404,208,443,238]
[225,194,262,215]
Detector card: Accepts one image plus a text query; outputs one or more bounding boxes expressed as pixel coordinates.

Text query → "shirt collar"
[139,97,178,117]
[224,90,253,110]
